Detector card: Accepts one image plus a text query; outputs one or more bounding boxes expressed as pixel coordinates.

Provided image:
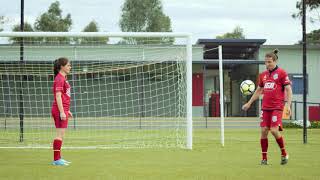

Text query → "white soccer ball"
[240,80,255,96]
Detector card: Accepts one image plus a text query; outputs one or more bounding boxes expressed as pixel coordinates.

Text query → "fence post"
[294,101,297,120]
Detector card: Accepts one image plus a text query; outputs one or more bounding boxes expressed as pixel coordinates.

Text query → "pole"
[219,45,224,147]
[19,0,25,142]
[186,35,193,149]
[203,64,208,128]
[302,0,307,144]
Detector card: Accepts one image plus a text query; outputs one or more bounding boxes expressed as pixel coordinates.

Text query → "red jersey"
[259,66,291,110]
[51,73,71,113]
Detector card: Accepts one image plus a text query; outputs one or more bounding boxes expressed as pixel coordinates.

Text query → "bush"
[310,121,320,128]
[283,122,303,128]
[283,121,320,129]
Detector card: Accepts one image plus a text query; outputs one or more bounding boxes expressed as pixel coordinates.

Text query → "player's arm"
[242,86,263,111]
[56,92,66,120]
[284,85,292,116]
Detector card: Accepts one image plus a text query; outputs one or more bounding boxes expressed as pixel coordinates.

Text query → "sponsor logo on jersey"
[66,82,71,97]
[66,88,71,97]
[264,82,276,90]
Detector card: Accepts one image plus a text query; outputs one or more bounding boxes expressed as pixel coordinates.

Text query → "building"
[0,40,319,120]
[194,39,320,121]
[259,45,320,120]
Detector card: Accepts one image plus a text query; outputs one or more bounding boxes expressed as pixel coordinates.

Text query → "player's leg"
[260,127,269,165]
[55,128,71,164]
[52,128,67,165]
[269,110,288,165]
[260,110,270,165]
[52,113,69,166]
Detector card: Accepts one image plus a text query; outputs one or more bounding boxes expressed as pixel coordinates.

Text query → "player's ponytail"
[265,49,279,61]
[273,49,279,60]
[53,57,69,77]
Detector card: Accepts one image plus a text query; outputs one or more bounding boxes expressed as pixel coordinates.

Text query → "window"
[289,74,308,94]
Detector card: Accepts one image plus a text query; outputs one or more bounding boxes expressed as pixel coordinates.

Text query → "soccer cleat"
[261,159,268,165]
[60,158,71,164]
[281,154,289,165]
[52,159,69,166]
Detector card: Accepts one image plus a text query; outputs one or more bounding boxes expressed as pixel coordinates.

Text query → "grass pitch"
[0,128,319,180]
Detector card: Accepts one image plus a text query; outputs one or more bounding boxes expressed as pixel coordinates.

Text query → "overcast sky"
[1,0,319,44]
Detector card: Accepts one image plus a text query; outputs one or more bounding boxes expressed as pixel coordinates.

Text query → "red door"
[192,73,204,106]
[309,106,320,121]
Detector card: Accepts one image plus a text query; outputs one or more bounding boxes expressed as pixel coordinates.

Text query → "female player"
[51,57,72,166]
[242,49,292,165]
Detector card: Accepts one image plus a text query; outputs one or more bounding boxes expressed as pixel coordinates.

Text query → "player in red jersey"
[242,49,292,165]
[51,57,72,166]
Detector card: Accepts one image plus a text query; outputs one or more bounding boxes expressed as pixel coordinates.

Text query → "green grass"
[0,128,320,180]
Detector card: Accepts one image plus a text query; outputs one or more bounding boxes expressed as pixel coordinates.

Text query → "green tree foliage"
[119,0,173,44]
[216,26,245,39]
[297,29,320,45]
[10,22,36,43]
[305,29,320,44]
[292,0,320,22]
[78,20,108,44]
[34,1,72,43]
[293,0,320,44]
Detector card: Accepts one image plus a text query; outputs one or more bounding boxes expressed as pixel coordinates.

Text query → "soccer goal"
[0,32,192,149]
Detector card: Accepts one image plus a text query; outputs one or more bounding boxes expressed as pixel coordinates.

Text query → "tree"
[10,22,36,43]
[305,29,320,45]
[293,0,320,44]
[292,0,320,23]
[216,26,245,39]
[119,0,173,44]
[34,1,72,43]
[78,20,108,44]
[297,29,320,45]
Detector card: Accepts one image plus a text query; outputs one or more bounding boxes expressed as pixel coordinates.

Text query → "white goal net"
[0,32,192,149]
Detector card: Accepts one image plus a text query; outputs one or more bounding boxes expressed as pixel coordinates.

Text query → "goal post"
[0,32,192,149]
[218,45,224,147]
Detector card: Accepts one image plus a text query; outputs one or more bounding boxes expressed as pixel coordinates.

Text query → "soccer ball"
[240,80,255,96]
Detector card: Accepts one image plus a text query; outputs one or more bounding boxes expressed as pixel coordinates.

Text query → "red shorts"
[260,110,283,131]
[51,110,69,128]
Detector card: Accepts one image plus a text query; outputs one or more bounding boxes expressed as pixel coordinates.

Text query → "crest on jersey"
[272,116,277,122]
[273,73,278,80]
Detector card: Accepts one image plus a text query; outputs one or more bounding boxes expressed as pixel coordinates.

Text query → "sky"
[1,0,319,45]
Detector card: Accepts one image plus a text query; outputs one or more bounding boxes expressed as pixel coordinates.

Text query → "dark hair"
[54,57,69,77]
[265,49,279,61]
